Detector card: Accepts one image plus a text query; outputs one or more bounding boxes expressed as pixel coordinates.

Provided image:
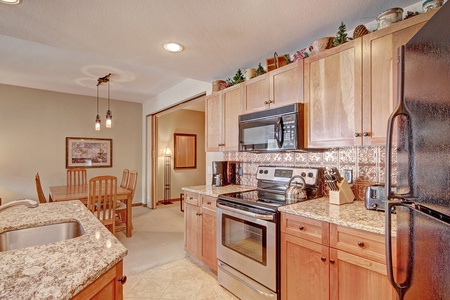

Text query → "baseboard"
[156,198,181,205]
[132,203,143,207]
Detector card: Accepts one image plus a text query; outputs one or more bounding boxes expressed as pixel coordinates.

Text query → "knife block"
[329,179,354,205]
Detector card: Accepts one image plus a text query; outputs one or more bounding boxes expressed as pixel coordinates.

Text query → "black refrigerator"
[385,3,450,300]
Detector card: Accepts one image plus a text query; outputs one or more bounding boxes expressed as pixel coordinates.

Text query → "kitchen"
[0,0,450,298]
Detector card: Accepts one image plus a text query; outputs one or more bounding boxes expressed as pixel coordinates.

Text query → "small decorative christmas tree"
[226,69,245,87]
[333,22,348,47]
[255,63,266,76]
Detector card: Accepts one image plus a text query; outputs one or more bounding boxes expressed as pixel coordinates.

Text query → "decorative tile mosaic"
[339,147,356,164]
[308,152,323,164]
[294,152,308,165]
[357,146,377,165]
[323,149,338,164]
[283,152,294,164]
[357,165,378,182]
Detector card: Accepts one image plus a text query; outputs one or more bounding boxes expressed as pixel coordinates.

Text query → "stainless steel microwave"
[239,103,304,152]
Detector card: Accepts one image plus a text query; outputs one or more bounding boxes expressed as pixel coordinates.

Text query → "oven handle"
[217,203,275,221]
[218,261,277,298]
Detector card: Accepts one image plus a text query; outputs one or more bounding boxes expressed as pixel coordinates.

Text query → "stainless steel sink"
[0,221,85,252]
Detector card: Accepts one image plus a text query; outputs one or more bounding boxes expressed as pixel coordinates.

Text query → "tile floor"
[124,257,239,300]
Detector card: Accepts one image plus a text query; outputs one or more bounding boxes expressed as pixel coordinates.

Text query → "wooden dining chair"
[35,173,48,203]
[67,168,87,186]
[87,175,117,234]
[120,169,129,189]
[116,170,138,233]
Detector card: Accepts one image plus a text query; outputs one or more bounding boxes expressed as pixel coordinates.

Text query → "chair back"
[87,175,117,233]
[120,169,129,189]
[35,173,47,203]
[67,168,87,186]
[127,170,138,201]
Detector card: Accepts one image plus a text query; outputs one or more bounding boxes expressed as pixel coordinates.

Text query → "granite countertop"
[0,200,127,300]
[279,198,396,236]
[182,184,256,197]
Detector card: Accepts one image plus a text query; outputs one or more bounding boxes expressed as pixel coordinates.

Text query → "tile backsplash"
[224,146,397,201]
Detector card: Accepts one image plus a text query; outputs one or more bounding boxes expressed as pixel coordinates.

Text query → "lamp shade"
[161,146,172,156]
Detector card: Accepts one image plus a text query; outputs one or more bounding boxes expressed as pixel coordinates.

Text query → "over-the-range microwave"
[239,103,305,152]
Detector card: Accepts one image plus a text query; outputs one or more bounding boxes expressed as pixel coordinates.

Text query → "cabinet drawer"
[330,224,391,264]
[201,195,217,212]
[281,213,330,246]
[184,192,199,206]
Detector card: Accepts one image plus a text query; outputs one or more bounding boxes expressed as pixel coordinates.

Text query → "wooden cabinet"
[184,191,218,272]
[281,213,395,300]
[72,260,124,300]
[305,10,436,148]
[304,39,363,148]
[362,10,437,146]
[244,61,303,113]
[205,83,243,152]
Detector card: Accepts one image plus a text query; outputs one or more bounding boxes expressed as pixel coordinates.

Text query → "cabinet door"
[305,39,363,148]
[281,233,329,300]
[362,12,433,146]
[205,92,223,151]
[201,207,217,272]
[223,84,243,152]
[244,73,270,113]
[270,61,303,108]
[330,248,396,300]
[184,202,201,257]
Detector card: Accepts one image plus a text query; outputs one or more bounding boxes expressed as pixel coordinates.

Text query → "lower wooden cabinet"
[184,192,218,272]
[281,213,395,300]
[71,260,125,300]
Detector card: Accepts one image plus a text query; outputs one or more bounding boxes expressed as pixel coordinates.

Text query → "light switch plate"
[343,169,353,184]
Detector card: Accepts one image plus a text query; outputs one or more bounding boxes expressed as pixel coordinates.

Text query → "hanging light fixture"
[105,79,112,128]
[95,85,101,131]
[94,73,112,130]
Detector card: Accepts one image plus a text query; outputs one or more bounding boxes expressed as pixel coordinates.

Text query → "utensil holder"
[329,179,354,205]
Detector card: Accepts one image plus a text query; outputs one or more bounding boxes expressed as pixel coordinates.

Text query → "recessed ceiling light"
[164,43,184,53]
[0,0,21,4]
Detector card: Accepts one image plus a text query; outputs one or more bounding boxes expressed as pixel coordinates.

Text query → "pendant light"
[95,85,101,131]
[105,79,112,128]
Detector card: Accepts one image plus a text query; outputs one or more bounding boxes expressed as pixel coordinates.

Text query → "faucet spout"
[0,199,39,212]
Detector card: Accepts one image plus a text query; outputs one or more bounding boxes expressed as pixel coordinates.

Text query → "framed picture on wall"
[66,137,113,168]
[174,133,196,169]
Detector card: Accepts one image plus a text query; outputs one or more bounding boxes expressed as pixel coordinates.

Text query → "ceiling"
[0,0,421,104]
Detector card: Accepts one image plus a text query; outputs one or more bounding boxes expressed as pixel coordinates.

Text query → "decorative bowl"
[422,0,443,12]
[309,37,334,56]
[377,7,403,30]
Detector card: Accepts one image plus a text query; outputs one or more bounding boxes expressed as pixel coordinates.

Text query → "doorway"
[146,94,206,209]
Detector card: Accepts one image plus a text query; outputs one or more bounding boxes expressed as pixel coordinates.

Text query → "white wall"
[0,84,142,203]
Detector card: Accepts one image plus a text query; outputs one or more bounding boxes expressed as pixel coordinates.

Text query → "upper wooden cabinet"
[205,83,243,152]
[304,39,363,148]
[362,10,437,146]
[244,60,304,113]
[305,10,437,148]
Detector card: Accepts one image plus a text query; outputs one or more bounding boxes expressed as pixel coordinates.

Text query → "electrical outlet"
[343,169,353,184]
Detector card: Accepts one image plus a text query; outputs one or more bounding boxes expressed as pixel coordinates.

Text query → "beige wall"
[0,83,142,203]
[156,109,206,201]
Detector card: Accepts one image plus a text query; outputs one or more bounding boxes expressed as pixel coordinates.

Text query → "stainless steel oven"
[216,166,323,300]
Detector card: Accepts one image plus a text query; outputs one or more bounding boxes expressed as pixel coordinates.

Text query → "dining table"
[49,184,133,237]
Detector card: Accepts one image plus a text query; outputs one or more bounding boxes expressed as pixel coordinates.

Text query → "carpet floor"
[116,203,186,276]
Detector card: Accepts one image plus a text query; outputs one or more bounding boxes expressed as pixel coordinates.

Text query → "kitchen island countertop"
[0,200,127,300]
[279,198,396,236]
[182,184,256,197]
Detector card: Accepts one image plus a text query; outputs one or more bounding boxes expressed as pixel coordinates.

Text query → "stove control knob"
[301,172,306,177]
[308,172,314,178]
[264,170,268,174]
[259,170,263,174]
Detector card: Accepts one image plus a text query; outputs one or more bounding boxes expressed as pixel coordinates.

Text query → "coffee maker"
[211,161,241,186]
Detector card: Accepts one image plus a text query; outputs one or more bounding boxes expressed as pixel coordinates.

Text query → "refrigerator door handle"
[386,45,410,199]
[386,200,410,300]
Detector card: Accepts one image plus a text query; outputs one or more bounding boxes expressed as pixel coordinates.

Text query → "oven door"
[216,203,277,291]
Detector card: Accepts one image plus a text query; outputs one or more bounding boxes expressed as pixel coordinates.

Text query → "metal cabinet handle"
[207,201,211,205]
[321,256,326,262]
[329,259,335,264]
[363,132,369,137]
[354,133,360,137]
[357,241,365,247]
[196,212,202,216]
[298,226,305,230]
[118,276,127,284]
[264,100,269,104]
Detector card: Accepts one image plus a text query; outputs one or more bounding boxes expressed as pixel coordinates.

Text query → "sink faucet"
[0,199,39,212]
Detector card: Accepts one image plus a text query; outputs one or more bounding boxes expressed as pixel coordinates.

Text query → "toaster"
[365,185,387,211]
